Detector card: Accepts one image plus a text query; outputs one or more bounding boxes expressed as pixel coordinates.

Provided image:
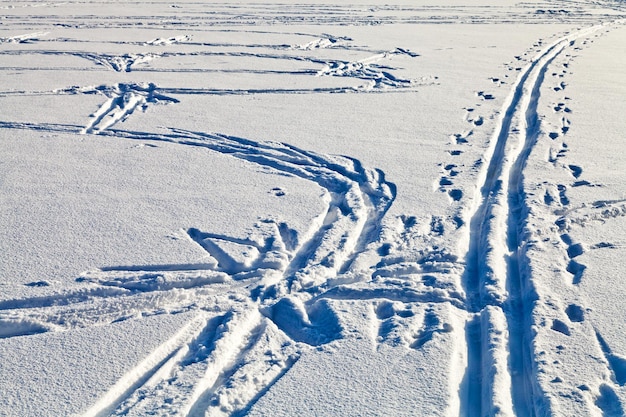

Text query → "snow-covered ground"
[1,0,625,416]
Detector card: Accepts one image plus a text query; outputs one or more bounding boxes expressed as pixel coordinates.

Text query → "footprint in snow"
[561,117,571,134]
[557,184,570,206]
[476,91,495,100]
[551,319,571,336]
[451,131,472,144]
[565,304,585,322]
[24,281,51,287]
[568,164,582,179]
[448,189,463,202]
[444,164,459,177]
[271,187,286,197]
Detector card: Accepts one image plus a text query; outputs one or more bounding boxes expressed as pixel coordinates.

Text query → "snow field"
[1,1,626,416]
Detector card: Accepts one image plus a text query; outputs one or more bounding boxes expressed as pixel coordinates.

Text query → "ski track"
[457,22,619,417]
[0,31,456,410]
[2,3,626,415]
[0,46,427,92]
[0,120,408,415]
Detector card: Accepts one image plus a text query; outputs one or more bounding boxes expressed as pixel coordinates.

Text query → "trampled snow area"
[1,0,626,415]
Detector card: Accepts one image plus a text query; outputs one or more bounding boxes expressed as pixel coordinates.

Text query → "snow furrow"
[186,319,300,417]
[0,118,395,308]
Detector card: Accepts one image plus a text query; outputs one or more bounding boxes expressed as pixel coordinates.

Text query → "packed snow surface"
[1,0,626,416]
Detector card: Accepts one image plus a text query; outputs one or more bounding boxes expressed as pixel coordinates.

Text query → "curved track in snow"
[0,122,396,415]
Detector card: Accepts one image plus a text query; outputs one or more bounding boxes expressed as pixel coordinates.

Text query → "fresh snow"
[1,0,626,416]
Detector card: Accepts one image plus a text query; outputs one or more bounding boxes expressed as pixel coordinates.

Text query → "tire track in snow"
[459,23,609,417]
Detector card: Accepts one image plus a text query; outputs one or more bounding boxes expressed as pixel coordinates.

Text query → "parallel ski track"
[460,23,608,417]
